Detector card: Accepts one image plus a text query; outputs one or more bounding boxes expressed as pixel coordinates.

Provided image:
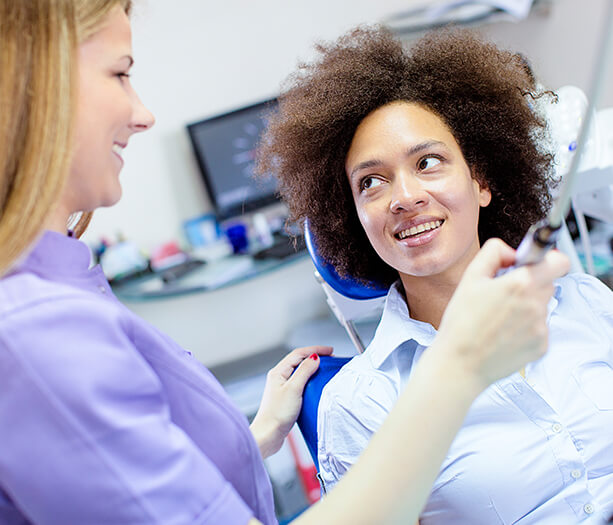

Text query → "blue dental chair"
[296,220,387,469]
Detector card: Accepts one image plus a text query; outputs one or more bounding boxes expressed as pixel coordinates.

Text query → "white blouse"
[318,274,613,524]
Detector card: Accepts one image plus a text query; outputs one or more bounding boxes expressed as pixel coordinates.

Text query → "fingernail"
[309,353,319,361]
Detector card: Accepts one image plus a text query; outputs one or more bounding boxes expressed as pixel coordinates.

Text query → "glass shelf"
[112,251,309,301]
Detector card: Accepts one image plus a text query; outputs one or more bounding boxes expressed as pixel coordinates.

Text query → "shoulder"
[318,353,400,457]
[0,274,132,360]
[320,354,399,416]
[557,271,611,293]
[0,270,118,322]
[317,353,402,489]
[555,272,613,315]
[0,274,150,404]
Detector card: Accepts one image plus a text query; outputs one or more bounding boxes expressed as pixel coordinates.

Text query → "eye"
[417,156,441,171]
[360,176,383,192]
[115,72,131,81]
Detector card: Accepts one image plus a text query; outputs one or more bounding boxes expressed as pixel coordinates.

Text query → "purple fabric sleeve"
[0,293,255,525]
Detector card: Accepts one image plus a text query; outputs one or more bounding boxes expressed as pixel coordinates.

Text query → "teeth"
[112,144,124,157]
[397,220,442,240]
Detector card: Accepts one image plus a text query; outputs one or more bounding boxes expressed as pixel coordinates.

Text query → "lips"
[112,142,125,157]
[396,220,443,240]
[112,142,126,167]
[394,218,444,240]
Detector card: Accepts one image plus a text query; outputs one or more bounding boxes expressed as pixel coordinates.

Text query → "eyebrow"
[406,140,446,157]
[348,140,447,178]
[349,158,384,179]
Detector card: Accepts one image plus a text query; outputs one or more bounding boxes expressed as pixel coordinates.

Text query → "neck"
[44,203,72,235]
[399,251,479,330]
[400,275,458,331]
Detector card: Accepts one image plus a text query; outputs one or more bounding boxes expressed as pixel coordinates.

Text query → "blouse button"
[584,503,595,515]
[551,422,563,433]
[571,469,582,480]
[98,285,107,294]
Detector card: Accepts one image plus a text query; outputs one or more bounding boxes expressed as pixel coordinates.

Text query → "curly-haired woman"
[257,27,613,524]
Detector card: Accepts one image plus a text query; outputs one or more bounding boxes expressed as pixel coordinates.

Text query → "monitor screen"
[187,98,278,220]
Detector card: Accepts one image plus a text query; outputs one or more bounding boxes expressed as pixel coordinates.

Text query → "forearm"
[294,343,482,525]
[249,416,278,459]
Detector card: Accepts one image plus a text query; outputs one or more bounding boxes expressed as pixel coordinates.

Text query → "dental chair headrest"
[303,219,388,300]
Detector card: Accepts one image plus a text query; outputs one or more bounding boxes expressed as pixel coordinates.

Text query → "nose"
[129,89,155,133]
[389,173,429,214]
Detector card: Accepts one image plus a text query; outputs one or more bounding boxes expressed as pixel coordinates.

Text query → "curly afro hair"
[256,26,556,287]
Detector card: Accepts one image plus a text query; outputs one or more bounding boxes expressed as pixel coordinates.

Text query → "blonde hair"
[0,0,132,276]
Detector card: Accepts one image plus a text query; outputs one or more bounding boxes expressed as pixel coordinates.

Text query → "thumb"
[464,238,517,279]
[287,353,321,394]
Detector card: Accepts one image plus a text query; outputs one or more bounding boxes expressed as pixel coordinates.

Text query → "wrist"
[421,338,487,401]
[250,415,282,459]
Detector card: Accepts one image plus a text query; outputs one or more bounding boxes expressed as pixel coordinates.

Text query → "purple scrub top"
[0,231,277,525]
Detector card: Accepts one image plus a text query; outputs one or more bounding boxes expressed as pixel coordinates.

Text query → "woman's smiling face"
[345,101,491,283]
[64,5,155,215]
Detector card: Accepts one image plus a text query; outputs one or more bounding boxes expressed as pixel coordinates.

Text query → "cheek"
[357,206,371,229]
[442,178,482,214]
[355,201,381,236]
[451,192,483,233]
[355,203,390,257]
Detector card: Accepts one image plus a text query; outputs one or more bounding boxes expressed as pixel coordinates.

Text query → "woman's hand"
[250,345,333,458]
[435,238,570,392]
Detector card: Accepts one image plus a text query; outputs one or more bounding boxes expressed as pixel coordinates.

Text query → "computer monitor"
[187,98,278,221]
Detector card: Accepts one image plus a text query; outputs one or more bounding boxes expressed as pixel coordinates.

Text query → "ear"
[479,183,492,208]
[471,169,491,208]
[470,166,492,208]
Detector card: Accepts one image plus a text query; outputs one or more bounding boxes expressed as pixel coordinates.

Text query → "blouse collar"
[15,230,93,279]
[366,278,562,370]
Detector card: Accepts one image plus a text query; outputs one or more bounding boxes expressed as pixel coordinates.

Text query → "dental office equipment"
[515,1,613,267]
[303,219,387,353]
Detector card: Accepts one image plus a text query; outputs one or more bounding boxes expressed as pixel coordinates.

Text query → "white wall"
[83,0,613,249]
[83,0,418,249]
[91,0,424,367]
[481,0,613,108]
[125,257,329,368]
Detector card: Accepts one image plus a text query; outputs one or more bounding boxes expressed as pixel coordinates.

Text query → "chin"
[100,188,123,208]
[400,267,441,278]
[392,257,450,278]
[106,195,122,207]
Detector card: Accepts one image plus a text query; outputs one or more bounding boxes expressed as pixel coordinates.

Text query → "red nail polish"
[309,353,319,360]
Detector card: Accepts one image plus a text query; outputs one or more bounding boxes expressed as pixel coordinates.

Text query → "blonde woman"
[0,1,568,524]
